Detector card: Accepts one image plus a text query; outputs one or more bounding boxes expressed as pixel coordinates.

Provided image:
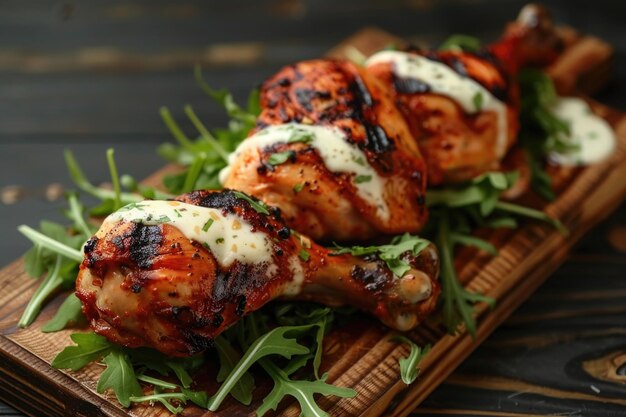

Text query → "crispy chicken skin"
[76,190,439,357]
[223,59,429,242]
[368,51,520,185]
[366,4,562,185]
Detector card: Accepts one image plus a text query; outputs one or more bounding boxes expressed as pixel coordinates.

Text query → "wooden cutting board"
[0,27,623,417]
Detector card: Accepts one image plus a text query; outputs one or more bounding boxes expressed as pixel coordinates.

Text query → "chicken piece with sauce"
[76,190,439,357]
[221,59,429,243]
[365,4,563,185]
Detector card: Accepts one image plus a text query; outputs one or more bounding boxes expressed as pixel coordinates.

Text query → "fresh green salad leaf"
[41,293,85,332]
[426,170,566,336]
[158,66,260,194]
[18,220,84,328]
[518,69,574,200]
[97,349,144,407]
[393,336,429,385]
[214,336,255,405]
[52,333,113,371]
[332,233,431,277]
[232,190,271,215]
[439,34,482,52]
[257,365,355,417]
[268,150,295,166]
[208,324,311,410]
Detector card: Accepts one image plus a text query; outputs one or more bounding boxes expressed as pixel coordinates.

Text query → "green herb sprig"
[331,233,431,277]
[52,303,354,416]
[158,65,260,194]
[393,336,430,385]
[518,69,575,200]
[426,171,566,336]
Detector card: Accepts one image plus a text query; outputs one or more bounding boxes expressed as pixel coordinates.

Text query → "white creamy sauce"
[221,124,390,220]
[548,97,616,166]
[366,50,509,157]
[284,256,305,296]
[103,200,274,268]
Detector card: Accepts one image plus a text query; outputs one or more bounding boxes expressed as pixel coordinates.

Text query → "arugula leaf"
[332,233,431,277]
[208,324,311,411]
[130,393,186,414]
[232,191,271,215]
[436,210,495,337]
[64,150,172,211]
[393,336,429,385]
[214,336,255,405]
[158,68,259,193]
[64,192,96,240]
[439,34,482,52]
[41,293,85,332]
[257,364,355,417]
[426,170,566,336]
[52,333,113,371]
[97,350,144,407]
[517,69,574,200]
[18,220,85,327]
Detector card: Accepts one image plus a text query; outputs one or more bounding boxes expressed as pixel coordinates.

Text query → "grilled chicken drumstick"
[366,4,562,185]
[76,190,439,357]
[221,59,429,243]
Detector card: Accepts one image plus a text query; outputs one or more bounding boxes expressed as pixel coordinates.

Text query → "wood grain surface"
[1,1,626,416]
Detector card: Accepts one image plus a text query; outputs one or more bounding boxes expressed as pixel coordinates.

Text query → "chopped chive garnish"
[473,92,484,112]
[202,219,214,232]
[268,151,295,166]
[355,175,372,184]
[299,249,310,262]
[232,191,270,215]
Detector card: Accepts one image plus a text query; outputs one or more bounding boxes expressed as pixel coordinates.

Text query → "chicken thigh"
[365,4,562,185]
[221,59,429,243]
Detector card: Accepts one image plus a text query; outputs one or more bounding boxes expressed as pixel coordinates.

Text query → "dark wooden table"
[1,1,625,416]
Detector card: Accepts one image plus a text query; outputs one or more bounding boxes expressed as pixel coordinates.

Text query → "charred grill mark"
[84,237,98,254]
[348,72,395,154]
[294,88,315,112]
[277,227,290,239]
[352,75,373,107]
[111,236,124,250]
[394,77,431,94]
[350,264,392,292]
[129,224,162,269]
[84,236,99,268]
[489,85,509,103]
[235,295,247,316]
[182,331,213,354]
[211,264,254,319]
[449,57,467,77]
[212,314,224,327]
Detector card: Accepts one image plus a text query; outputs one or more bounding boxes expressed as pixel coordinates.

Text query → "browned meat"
[366,4,562,186]
[222,59,429,243]
[76,190,439,357]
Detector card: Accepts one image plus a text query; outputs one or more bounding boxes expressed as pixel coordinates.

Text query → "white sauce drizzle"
[284,256,305,296]
[548,97,616,166]
[102,200,274,268]
[221,124,390,220]
[366,50,509,158]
